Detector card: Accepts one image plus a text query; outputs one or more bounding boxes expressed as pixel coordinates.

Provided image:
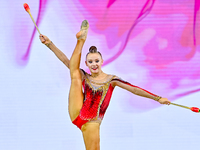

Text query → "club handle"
[24,3,41,34]
[170,103,190,109]
[28,12,41,34]
[170,103,199,113]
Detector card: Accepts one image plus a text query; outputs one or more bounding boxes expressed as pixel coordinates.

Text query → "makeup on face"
[86,53,103,73]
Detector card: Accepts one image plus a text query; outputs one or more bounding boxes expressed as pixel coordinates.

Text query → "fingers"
[39,34,46,43]
[158,98,170,105]
[163,101,170,105]
[159,98,171,105]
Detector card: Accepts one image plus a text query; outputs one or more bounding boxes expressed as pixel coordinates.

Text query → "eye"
[95,60,99,63]
[88,61,92,63]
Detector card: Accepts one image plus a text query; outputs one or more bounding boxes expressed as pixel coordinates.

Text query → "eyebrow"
[87,58,100,61]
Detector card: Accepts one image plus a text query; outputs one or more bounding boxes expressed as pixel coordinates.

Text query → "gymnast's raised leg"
[68,20,100,150]
[68,20,89,122]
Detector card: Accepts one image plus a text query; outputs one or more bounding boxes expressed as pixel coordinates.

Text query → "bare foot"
[76,20,89,40]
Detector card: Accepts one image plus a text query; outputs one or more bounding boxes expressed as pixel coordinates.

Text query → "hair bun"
[86,46,102,58]
[89,46,97,53]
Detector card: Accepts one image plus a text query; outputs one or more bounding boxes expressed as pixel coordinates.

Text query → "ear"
[101,59,104,65]
[85,60,88,67]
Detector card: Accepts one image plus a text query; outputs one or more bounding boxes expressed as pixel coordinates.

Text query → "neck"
[91,70,103,78]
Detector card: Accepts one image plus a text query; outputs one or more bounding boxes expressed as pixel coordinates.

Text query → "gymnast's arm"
[111,78,171,105]
[39,34,70,69]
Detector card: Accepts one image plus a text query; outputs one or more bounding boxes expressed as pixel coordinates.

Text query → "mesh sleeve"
[112,78,161,100]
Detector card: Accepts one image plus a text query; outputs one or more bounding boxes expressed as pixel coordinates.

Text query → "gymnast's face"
[85,53,103,74]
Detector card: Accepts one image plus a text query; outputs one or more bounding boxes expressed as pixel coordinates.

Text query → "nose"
[92,62,97,65]
[91,62,97,67]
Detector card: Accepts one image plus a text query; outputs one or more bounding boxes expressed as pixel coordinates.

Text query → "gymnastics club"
[170,102,200,113]
[23,3,41,34]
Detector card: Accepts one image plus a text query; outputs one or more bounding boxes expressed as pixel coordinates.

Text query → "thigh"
[81,122,100,150]
[68,78,84,121]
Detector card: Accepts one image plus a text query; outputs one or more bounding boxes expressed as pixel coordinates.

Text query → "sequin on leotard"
[79,75,116,122]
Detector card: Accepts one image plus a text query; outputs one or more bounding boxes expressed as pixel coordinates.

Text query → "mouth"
[92,68,98,71]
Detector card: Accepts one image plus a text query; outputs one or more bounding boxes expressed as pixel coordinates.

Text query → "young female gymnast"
[39,20,171,150]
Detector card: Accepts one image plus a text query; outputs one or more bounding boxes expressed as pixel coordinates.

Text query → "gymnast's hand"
[158,98,171,105]
[39,34,51,45]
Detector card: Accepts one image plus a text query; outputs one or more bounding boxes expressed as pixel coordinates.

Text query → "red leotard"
[72,70,160,130]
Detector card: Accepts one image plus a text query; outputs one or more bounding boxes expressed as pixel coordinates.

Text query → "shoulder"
[110,75,121,87]
[110,76,132,88]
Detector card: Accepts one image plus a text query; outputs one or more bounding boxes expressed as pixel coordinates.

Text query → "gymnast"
[39,20,171,150]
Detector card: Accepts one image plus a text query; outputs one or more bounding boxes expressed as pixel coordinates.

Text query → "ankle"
[76,30,88,40]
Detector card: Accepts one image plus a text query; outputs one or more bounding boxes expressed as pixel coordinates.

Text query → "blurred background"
[0,0,200,149]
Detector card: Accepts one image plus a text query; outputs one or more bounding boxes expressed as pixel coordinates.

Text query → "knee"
[70,70,81,80]
[70,79,82,89]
